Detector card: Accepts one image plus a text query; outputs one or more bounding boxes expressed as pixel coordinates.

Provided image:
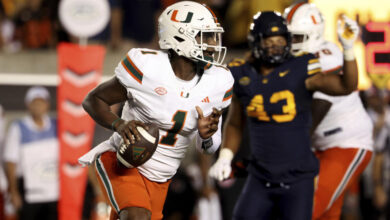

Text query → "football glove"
[209,148,234,181]
[337,15,359,50]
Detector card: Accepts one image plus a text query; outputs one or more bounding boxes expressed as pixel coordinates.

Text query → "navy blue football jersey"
[229,54,321,183]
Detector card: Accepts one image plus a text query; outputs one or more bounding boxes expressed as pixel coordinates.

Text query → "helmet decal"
[170,10,194,23]
[203,4,218,23]
[311,15,318,24]
[271,26,279,32]
[286,2,305,24]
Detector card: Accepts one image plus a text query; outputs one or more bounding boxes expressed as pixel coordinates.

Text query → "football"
[116,123,159,168]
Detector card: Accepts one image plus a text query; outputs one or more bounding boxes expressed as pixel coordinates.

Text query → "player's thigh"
[141,176,171,220]
[278,177,315,220]
[233,174,274,220]
[313,148,371,218]
[94,152,151,214]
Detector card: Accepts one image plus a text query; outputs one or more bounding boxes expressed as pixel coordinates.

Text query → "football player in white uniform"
[78,1,234,220]
[284,3,373,220]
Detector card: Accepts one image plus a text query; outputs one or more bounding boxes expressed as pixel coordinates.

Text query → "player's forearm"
[221,122,242,154]
[199,153,213,186]
[311,98,332,134]
[5,162,18,193]
[341,50,358,93]
[83,92,120,130]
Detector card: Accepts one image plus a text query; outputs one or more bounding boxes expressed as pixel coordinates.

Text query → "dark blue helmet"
[248,11,291,65]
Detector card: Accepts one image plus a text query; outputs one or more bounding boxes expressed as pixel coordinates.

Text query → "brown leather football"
[116,123,159,168]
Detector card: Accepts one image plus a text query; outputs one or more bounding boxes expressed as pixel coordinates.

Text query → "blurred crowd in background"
[1,0,390,220]
[0,0,296,52]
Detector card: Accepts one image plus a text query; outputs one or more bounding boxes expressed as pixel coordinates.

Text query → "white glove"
[209,148,234,181]
[337,15,359,50]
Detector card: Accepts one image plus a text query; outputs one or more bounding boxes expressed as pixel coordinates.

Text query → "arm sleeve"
[219,68,235,109]
[3,122,21,163]
[312,91,338,102]
[195,117,222,154]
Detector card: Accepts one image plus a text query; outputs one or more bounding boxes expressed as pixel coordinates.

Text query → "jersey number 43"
[247,90,296,123]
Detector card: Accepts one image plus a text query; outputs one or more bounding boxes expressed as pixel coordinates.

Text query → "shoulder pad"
[119,48,163,85]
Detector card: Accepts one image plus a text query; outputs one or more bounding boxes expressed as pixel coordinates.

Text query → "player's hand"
[209,148,234,181]
[113,119,149,145]
[196,106,222,139]
[337,15,359,50]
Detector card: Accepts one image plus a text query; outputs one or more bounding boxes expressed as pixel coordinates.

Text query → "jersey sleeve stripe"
[308,58,319,64]
[222,87,233,101]
[121,55,143,84]
[308,63,321,71]
[308,68,322,75]
[323,65,342,74]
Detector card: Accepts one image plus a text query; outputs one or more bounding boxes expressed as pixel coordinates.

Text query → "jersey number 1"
[160,111,187,146]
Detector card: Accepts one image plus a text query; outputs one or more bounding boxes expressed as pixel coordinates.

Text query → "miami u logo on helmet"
[170,10,193,23]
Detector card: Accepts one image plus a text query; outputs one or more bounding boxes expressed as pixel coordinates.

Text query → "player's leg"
[313,148,372,220]
[119,207,151,220]
[141,175,170,220]
[94,151,152,220]
[233,174,274,220]
[42,201,58,220]
[278,177,315,220]
[20,202,40,220]
[109,209,118,220]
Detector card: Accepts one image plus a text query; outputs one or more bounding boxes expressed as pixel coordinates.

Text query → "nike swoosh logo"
[279,70,289,77]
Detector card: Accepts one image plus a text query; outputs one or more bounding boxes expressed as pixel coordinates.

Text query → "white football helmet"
[158,1,226,66]
[283,3,325,55]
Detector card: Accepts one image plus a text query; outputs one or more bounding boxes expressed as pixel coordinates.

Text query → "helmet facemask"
[290,32,310,56]
[248,11,292,66]
[249,32,291,65]
[192,29,226,67]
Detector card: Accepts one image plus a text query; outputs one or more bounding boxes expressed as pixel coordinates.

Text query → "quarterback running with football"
[79,1,234,220]
[209,11,360,219]
[284,3,373,220]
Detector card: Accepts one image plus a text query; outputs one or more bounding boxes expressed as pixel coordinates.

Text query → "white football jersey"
[312,41,373,151]
[110,48,234,182]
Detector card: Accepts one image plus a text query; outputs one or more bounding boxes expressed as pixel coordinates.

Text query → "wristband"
[343,48,355,61]
[219,148,234,161]
[201,137,213,150]
[111,118,122,131]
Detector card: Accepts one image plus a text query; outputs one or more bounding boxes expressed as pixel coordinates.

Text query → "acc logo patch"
[155,87,167,95]
[239,76,251,86]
